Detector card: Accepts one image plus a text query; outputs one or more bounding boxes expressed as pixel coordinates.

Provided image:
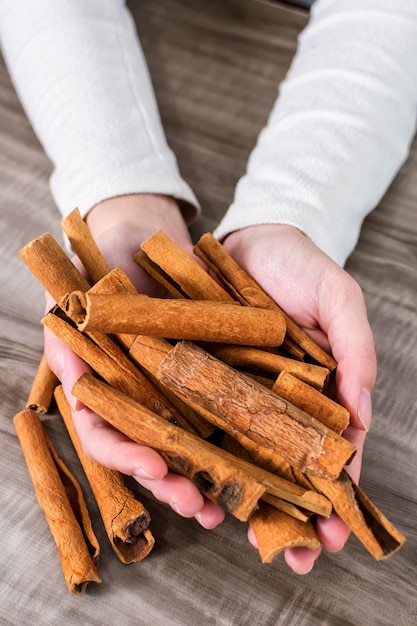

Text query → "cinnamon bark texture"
[158,341,356,480]
[26,352,59,414]
[134,229,232,301]
[61,207,110,284]
[64,291,287,347]
[13,409,101,594]
[17,228,405,566]
[129,335,216,438]
[55,386,154,563]
[194,233,337,370]
[72,374,332,520]
[72,373,266,521]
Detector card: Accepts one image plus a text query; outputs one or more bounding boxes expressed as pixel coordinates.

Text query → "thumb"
[44,325,90,411]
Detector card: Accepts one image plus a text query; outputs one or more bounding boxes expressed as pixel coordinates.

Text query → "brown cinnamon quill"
[13,409,101,593]
[208,344,330,391]
[249,502,320,563]
[61,207,110,284]
[26,352,59,415]
[64,291,287,348]
[157,341,355,480]
[194,233,337,370]
[272,371,350,434]
[308,472,406,560]
[134,229,232,301]
[55,386,154,563]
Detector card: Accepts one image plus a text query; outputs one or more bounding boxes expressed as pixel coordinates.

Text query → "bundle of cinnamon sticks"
[15,209,405,592]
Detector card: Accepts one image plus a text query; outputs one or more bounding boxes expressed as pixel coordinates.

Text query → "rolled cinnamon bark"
[55,386,154,564]
[272,371,350,434]
[72,374,331,519]
[158,341,356,480]
[65,291,287,347]
[13,409,101,594]
[308,472,406,560]
[194,233,337,370]
[42,309,197,433]
[72,373,266,522]
[208,344,330,391]
[26,352,59,415]
[249,502,320,563]
[134,229,232,301]
[18,233,90,302]
[61,207,110,284]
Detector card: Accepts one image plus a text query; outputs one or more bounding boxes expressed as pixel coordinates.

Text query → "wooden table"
[1,2,415,624]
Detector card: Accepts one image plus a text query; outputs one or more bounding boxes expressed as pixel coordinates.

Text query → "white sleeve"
[0,0,199,220]
[214,0,417,266]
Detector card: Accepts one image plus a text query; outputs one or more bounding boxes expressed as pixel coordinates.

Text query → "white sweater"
[1,0,417,266]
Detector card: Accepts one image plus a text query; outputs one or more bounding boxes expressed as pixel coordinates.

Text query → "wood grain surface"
[0,1,415,624]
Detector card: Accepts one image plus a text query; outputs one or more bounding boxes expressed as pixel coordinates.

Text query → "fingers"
[320,275,377,431]
[46,329,225,526]
[315,511,351,554]
[284,546,323,575]
[74,403,225,526]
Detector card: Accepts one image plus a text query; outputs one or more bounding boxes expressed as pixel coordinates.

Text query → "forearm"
[0,0,198,220]
[215,0,417,266]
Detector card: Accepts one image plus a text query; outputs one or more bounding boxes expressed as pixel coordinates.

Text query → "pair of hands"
[45,194,376,575]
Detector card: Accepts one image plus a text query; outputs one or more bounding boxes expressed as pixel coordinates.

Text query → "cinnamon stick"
[64,292,287,348]
[61,207,110,284]
[13,409,101,593]
[158,341,356,480]
[26,352,59,414]
[72,373,266,522]
[272,371,350,434]
[131,336,295,478]
[54,386,154,563]
[72,374,332,519]
[42,309,197,433]
[18,233,90,302]
[249,502,320,563]
[86,267,139,352]
[134,229,232,301]
[309,472,406,560]
[129,335,216,438]
[208,344,330,391]
[194,233,337,370]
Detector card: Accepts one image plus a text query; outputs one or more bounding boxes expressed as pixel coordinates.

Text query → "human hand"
[44,193,225,530]
[222,224,377,574]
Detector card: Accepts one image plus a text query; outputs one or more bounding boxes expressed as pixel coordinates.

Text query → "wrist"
[85,193,191,246]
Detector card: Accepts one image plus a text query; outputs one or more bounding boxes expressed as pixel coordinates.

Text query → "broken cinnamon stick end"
[250,503,320,563]
[26,353,59,415]
[62,290,88,325]
[352,481,406,559]
[114,527,155,564]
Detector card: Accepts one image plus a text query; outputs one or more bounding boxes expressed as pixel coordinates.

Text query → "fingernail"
[170,501,182,515]
[358,388,372,432]
[133,467,157,480]
[298,563,314,575]
[61,370,83,411]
